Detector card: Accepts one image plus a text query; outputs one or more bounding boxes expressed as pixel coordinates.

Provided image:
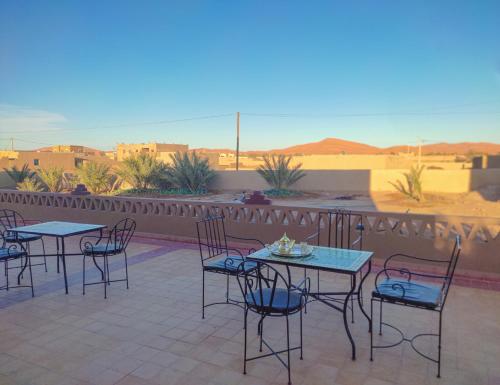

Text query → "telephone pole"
[236,112,240,171]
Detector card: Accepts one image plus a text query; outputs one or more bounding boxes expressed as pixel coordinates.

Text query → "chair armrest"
[7,243,27,257]
[384,253,449,270]
[226,235,265,248]
[79,235,105,254]
[226,248,244,258]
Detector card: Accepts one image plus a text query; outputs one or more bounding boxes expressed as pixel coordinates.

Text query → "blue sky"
[1,1,499,151]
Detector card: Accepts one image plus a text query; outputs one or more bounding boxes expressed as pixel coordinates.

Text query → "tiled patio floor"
[0,236,498,385]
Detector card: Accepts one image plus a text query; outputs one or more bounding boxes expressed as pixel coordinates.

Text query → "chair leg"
[41,238,47,272]
[202,270,205,319]
[226,273,229,303]
[379,300,383,335]
[259,316,264,352]
[28,255,34,297]
[300,307,303,360]
[286,314,291,385]
[5,260,9,290]
[437,311,442,378]
[124,251,129,289]
[351,275,355,323]
[106,256,111,286]
[104,256,108,299]
[243,308,248,375]
[303,268,307,314]
[82,256,86,295]
[370,298,374,361]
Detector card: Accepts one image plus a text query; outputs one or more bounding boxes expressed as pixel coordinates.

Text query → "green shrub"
[17,176,44,192]
[37,167,65,192]
[3,163,35,184]
[117,154,167,190]
[76,161,114,194]
[165,152,215,193]
[257,154,306,190]
[390,165,425,202]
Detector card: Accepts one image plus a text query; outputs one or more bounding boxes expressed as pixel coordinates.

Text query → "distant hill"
[268,138,381,155]
[383,142,500,155]
[195,138,500,155]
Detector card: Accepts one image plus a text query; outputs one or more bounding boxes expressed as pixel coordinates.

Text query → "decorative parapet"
[1,190,498,275]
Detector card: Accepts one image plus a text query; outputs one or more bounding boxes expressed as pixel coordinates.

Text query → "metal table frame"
[247,246,373,360]
[8,221,106,294]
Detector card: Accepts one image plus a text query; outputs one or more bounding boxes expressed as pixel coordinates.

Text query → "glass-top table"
[247,245,373,360]
[247,245,372,274]
[9,221,106,294]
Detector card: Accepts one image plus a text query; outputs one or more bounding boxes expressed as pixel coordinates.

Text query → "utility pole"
[417,138,422,168]
[236,112,240,171]
[10,137,14,151]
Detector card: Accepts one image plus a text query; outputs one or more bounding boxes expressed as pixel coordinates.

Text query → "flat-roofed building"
[116,142,188,162]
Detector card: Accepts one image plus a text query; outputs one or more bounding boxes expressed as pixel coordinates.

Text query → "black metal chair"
[0,233,34,297]
[370,235,461,378]
[236,261,310,385]
[0,209,47,273]
[196,214,265,319]
[305,209,364,319]
[80,218,136,298]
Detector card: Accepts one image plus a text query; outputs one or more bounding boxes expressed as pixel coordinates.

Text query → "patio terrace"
[0,235,499,385]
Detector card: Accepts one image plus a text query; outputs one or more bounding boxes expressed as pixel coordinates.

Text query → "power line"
[0,113,234,135]
[240,110,500,118]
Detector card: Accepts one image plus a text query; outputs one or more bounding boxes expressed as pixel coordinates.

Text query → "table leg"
[16,243,28,285]
[61,237,69,294]
[56,237,60,274]
[357,260,372,332]
[343,273,357,360]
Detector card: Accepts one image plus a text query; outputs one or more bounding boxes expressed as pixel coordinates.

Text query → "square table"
[247,245,373,360]
[8,221,106,294]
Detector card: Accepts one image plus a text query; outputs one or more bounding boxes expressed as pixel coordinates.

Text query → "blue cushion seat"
[83,243,122,256]
[0,247,26,260]
[5,232,42,243]
[246,288,303,313]
[373,278,443,309]
[204,256,257,273]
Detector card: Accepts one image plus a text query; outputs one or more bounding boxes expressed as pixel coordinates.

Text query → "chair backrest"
[441,235,461,307]
[236,261,293,315]
[108,218,136,251]
[315,209,364,250]
[0,209,26,234]
[196,215,229,263]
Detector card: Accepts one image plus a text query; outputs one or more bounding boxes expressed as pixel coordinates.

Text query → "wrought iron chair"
[370,235,461,378]
[80,218,136,298]
[0,209,47,273]
[196,214,265,319]
[236,261,310,385]
[0,233,34,297]
[304,209,364,319]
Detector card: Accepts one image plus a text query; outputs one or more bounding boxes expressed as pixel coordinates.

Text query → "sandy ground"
[122,189,500,218]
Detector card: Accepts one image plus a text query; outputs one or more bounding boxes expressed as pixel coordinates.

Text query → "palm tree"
[257,154,306,190]
[16,176,44,192]
[3,163,35,184]
[76,161,113,194]
[37,167,65,192]
[117,153,166,190]
[165,152,215,193]
[390,165,425,202]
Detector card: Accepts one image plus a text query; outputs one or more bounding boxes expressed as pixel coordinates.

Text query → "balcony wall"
[1,189,499,278]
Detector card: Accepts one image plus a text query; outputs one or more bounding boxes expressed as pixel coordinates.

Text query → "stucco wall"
[211,169,500,193]
[0,190,498,277]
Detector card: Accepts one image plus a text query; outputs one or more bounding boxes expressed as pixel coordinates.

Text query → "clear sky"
[1,1,499,151]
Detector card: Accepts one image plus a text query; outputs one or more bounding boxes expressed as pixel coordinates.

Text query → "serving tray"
[270,245,314,258]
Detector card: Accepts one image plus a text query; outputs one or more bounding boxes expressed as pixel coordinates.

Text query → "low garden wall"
[1,190,499,278]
